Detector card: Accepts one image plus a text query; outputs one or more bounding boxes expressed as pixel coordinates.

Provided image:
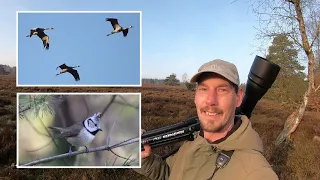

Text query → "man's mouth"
[200,107,223,117]
[205,112,221,116]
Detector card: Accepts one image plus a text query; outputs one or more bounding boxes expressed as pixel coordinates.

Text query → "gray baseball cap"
[190,59,240,86]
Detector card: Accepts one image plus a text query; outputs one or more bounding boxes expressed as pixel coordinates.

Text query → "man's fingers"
[141,129,146,135]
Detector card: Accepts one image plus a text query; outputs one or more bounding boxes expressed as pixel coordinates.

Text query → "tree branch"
[20,136,139,166]
[115,95,139,110]
[255,11,298,21]
[286,32,304,49]
[285,0,294,5]
[109,149,132,161]
[309,23,320,51]
[101,95,117,116]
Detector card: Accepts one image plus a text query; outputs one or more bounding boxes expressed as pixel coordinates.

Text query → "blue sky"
[1,0,299,84]
[17,11,141,86]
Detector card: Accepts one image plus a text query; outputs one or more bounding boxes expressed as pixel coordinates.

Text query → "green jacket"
[133,115,279,180]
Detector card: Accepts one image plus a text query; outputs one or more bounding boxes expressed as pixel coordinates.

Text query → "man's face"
[194,73,243,133]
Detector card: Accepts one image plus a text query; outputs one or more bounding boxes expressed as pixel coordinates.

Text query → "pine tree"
[264,33,307,104]
[164,73,180,86]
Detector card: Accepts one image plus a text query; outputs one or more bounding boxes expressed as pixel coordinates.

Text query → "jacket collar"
[198,115,242,143]
[194,115,264,153]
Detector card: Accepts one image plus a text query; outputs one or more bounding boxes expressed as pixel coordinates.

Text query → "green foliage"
[185,82,196,91]
[19,95,55,119]
[264,33,308,104]
[164,73,180,86]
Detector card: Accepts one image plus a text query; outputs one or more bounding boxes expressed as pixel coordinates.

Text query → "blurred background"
[17,93,140,167]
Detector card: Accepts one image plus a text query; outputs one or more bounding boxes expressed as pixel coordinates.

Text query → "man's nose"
[206,91,218,106]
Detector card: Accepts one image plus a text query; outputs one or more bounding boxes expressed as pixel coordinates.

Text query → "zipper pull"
[211,146,217,153]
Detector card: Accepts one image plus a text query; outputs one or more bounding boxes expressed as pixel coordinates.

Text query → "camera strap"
[207,150,235,180]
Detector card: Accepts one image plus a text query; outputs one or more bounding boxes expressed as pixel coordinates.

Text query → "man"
[134,59,279,180]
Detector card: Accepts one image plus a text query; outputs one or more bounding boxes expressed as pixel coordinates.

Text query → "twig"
[114,100,139,110]
[116,95,139,110]
[106,106,126,160]
[101,95,117,116]
[231,0,239,4]
[109,149,131,161]
[309,23,320,51]
[20,136,139,166]
[315,85,320,92]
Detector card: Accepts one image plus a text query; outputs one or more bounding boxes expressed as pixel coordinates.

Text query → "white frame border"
[16,92,142,169]
[16,11,142,87]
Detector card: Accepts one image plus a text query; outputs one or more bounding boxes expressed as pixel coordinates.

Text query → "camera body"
[141,56,281,150]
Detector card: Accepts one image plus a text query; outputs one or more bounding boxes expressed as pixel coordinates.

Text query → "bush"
[185,82,196,91]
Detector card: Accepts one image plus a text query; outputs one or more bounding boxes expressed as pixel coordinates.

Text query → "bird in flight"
[26,27,54,50]
[56,63,81,81]
[106,18,133,37]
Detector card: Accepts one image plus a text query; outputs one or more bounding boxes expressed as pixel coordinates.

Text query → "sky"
[17,11,141,86]
[0,0,297,84]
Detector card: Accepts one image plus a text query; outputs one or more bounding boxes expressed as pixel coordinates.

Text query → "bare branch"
[109,149,132,161]
[101,95,117,116]
[315,85,320,92]
[231,0,239,4]
[115,95,139,110]
[255,11,298,21]
[310,23,320,51]
[286,32,304,48]
[20,136,139,166]
[285,0,294,5]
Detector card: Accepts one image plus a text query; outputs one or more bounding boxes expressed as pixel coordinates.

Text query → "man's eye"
[198,87,207,91]
[218,88,228,92]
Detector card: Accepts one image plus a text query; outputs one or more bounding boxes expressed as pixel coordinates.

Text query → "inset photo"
[17,93,141,168]
[16,11,141,87]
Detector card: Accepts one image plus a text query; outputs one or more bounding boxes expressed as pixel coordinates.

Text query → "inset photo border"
[16,92,141,168]
[16,11,142,87]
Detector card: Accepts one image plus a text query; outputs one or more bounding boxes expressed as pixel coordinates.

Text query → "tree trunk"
[274,0,319,146]
[293,0,316,89]
[275,85,311,146]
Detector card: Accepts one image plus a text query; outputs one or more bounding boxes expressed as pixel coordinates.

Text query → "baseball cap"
[190,59,240,86]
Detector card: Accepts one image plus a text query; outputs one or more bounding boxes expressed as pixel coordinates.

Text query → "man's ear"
[236,88,244,107]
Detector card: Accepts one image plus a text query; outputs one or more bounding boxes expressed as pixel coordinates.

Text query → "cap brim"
[190,71,239,86]
[190,72,203,83]
[190,71,223,83]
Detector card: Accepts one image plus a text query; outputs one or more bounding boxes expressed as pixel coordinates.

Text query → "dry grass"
[1,75,320,180]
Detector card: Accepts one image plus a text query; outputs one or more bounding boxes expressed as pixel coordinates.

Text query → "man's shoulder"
[232,150,278,179]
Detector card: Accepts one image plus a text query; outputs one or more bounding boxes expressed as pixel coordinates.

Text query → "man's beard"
[200,120,225,133]
[199,106,225,133]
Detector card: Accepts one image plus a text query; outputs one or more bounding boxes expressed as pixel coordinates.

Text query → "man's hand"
[141,129,152,159]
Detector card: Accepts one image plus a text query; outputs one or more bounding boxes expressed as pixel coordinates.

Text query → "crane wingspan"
[57,64,67,70]
[69,69,80,81]
[106,18,120,30]
[29,30,35,37]
[122,29,129,37]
